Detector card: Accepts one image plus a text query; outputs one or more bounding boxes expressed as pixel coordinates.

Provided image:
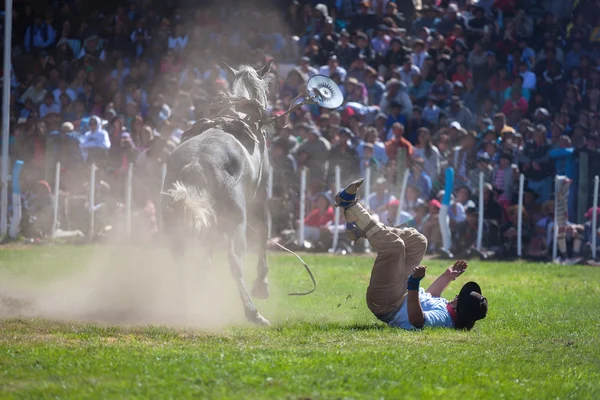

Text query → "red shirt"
[385,137,414,162]
[304,207,334,227]
[501,97,529,116]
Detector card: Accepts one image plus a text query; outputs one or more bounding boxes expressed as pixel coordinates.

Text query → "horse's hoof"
[251,280,270,300]
[252,314,271,327]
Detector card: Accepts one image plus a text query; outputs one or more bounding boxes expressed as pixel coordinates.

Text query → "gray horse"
[161,61,273,326]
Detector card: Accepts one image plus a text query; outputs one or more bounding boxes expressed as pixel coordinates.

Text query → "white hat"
[450,121,462,130]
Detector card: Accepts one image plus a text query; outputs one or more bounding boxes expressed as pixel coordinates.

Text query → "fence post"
[578,151,589,224]
[552,175,559,261]
[158,162,167,234]
[592,176,599,260]
[517,173,525,257]
[330,165,341,252]
[9,160,24,239]
[267,165,273,239]
[439,167,454,253]
[364,166,372,252]
[476,171,484,251]
[394,169,410,227]
[125,162,133,239]
[88,163,96,241]
[298,167,307,246]
[51,162,61,238]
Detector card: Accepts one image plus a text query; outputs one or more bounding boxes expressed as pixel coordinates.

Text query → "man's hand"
[445,260,467,280]
[411,265,427,279]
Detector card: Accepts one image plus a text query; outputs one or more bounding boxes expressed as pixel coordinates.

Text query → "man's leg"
[336,179,428,317]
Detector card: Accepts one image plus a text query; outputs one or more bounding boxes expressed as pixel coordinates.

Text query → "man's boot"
[335,179,382,241]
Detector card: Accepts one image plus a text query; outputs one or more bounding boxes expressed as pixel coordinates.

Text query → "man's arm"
[426,260,468,297]
[407,265,426,329]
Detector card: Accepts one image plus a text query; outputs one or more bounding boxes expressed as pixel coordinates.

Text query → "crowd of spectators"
[2,0,600,263]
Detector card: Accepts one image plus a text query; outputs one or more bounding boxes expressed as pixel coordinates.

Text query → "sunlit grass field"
[1,245,599,399]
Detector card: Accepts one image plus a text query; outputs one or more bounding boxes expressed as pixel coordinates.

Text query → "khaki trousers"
[344,202,428,318]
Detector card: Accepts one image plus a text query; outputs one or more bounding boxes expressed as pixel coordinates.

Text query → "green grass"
[1,245,600,399]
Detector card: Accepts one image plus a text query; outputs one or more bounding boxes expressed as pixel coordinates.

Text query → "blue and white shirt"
[388,288,454,330]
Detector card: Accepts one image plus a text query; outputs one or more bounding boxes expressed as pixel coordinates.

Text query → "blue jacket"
[549,147,577,180]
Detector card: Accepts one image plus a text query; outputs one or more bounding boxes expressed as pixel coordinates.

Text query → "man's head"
[465,204,478,225]
[451,282,488,330]
[392,122,404,137]
[493,113,506,132]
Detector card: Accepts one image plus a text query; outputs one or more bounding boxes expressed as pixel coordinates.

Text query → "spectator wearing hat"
[328,127,361,184]
[398,56,421,87]
[445,96,475,130]
[422,95,441,127]
[357,126,388,168]
[381,36,410,78]
[429,71,453,108]
[349,1,378,34]
[468,152,494,192]
[24,14,57,54]
[519,125,553,203]
[80,116,110,165]
[364,68,386,105]
[413,5,440,34]
[297,123,331,183]
[347,55,370,83]
[371,25,391,55]
[380,79,412,121]
[408,74,431,108]
[319,55,347,82]
[335,31,359,69]
[297,57,318,80]
[491,113,516,139]
[435,4,465,36]
[491,152,518,204]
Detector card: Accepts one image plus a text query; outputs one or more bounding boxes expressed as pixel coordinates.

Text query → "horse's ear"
[221,62,238,80]
[257,59,273,78]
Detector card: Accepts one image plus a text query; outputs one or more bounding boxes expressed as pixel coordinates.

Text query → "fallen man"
[335,179,488,330]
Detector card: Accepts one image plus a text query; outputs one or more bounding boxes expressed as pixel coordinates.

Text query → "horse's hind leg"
[228,223,270,326]
[251,200,269,300]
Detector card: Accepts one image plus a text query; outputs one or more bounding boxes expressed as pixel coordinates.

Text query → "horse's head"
[222,60,272,110]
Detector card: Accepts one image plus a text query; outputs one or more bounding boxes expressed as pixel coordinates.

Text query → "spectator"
[302,192,334,244]
[24,14,57,53]
[413,127,440,185]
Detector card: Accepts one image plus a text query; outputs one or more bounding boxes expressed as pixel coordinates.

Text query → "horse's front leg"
[228,222,270,326]
[251,199,270,300]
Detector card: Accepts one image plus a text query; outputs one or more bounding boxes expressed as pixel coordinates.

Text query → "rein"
[247,224,316,296]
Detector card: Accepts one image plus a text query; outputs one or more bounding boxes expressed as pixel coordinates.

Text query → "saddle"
[180,96,272,152]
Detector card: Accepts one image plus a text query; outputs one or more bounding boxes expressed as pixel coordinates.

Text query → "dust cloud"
[0,243,260,330]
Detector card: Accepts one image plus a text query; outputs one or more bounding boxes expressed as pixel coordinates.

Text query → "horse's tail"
[163,181,215,234]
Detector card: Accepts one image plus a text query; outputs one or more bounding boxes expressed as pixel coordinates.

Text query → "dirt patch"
[0,244,263,330]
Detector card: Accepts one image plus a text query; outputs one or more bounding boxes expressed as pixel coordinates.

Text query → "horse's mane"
[230,65,270,110]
